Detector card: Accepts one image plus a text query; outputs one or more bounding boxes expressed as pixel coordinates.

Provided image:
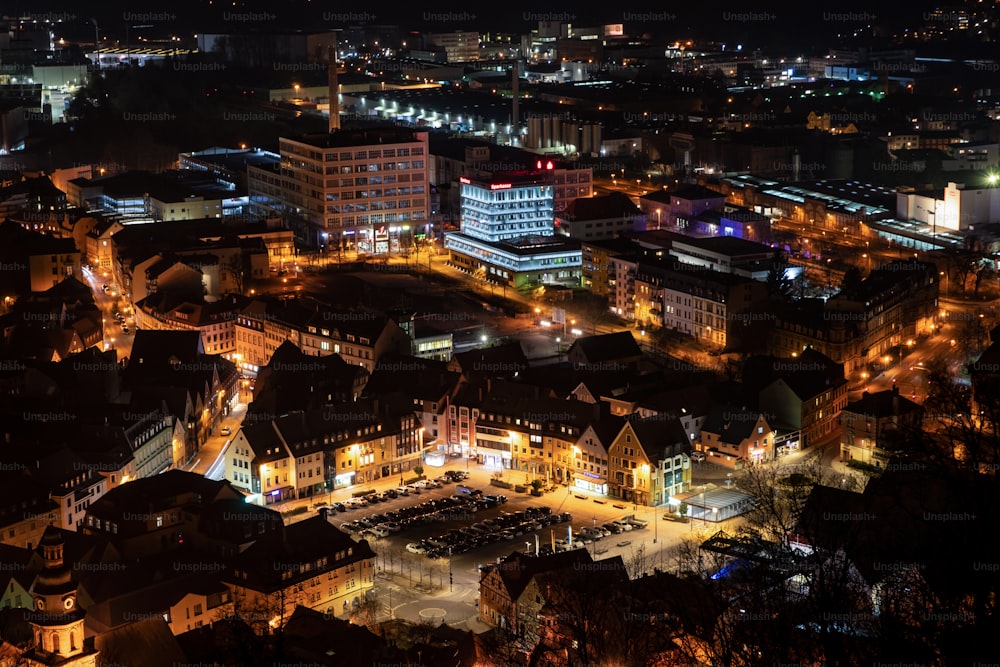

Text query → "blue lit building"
[444,170,582,289]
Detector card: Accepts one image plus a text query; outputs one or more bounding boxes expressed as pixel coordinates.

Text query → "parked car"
[395,486,410,496]
[690,451,706,462]
[220,426,232,436]
[435,475,452,484]
[406,542,427,554]
[613,521,633,532]
[385,489,398,499]
[332,502,347,512]
[367,525,390,538]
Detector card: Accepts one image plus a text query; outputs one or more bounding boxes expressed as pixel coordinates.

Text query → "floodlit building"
[444,169,582,289]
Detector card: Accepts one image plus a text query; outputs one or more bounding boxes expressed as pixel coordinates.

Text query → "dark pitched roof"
[567,331,642,364]
[128,330,205,367]
[86,470,237,522]
[744,348,846,399]
[227,517,375,594]
[361,354,459,402]
[449,341,528,377]
[844,387,922,419]
[94,618,186,667]
[561,191,643,221]
[795,468,997,596]
[623,414,691,461]
[671,184,726,202]
[701,403,765,445]
[487,549,594,602]
[632,383,713,418]
[281,606,396,666]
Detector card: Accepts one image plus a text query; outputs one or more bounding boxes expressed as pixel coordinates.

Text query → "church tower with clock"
[22,527,98,667]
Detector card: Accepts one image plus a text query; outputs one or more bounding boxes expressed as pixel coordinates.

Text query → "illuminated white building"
[444,168,582,288]
[897,181,1000,231]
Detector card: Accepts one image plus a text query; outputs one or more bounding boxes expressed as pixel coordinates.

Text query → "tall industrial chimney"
[511,59,519,143]
[328,44,340,132]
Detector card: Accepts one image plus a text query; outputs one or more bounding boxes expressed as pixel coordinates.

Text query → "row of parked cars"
[318,470,471,512]
[339,491,507,538]
[407,506,573,559]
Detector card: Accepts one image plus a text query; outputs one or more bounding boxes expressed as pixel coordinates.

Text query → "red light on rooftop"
[546,161,554,170]
[459,177,471,184]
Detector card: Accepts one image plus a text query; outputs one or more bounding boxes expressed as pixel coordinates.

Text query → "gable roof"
[227,517,375,593]
[567,331,642,364]
[622,414,692,461]
[486,549,593,602]
[94,618,186,667]
[449,341,528,377]
[844,388,922,419]
[701,403,766,445]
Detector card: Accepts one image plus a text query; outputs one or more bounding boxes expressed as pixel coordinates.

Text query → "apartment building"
[233,297,411,377]
[224,516,375,623]
[618,255,768,349]
[230,398,424,505]
[840,387,922,467]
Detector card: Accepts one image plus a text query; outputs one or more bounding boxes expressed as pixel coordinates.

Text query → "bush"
[846,460,883,476]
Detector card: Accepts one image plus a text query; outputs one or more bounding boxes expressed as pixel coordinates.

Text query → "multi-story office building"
[248,125,430,250]
[444,169,582,288]
[424,32,480,62]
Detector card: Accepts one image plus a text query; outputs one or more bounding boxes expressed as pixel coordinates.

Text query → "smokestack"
[511,60,519,141]
[328,45,340,132]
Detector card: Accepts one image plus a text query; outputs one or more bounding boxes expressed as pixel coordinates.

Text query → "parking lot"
[305,465,734,626]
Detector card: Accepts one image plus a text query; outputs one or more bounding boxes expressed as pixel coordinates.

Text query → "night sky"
[14,0,951,50]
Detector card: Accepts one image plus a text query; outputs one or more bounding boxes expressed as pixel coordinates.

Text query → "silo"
[528,117,542,149]
[588,124,602,156]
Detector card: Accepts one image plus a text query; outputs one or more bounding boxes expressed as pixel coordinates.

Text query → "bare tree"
[350,593,385,631]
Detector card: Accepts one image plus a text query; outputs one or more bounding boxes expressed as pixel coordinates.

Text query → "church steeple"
[23,527,98,667]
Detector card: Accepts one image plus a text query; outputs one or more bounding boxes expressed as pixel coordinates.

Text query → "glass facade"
[459,181,554,242]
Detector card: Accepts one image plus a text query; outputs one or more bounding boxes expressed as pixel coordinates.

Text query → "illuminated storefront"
[573,472,607,494]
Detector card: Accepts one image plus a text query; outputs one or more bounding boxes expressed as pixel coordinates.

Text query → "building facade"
[248,126,430,249]
[444,169,582,288]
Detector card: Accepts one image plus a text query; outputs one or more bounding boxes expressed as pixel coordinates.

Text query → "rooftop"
[288,125,426,149]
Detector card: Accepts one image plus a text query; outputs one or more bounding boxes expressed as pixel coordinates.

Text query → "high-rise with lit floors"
[444,168,581,288]
[248,125,430,251]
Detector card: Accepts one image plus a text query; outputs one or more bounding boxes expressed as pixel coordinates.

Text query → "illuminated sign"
[605,24,624,37]
[536,160,555,170]
[375,225,389,240]
[459,177,471,184]
[490,183,512,190]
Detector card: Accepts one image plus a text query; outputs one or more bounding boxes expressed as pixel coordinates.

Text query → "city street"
[186,401,246,479]
[80,265,135,361]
